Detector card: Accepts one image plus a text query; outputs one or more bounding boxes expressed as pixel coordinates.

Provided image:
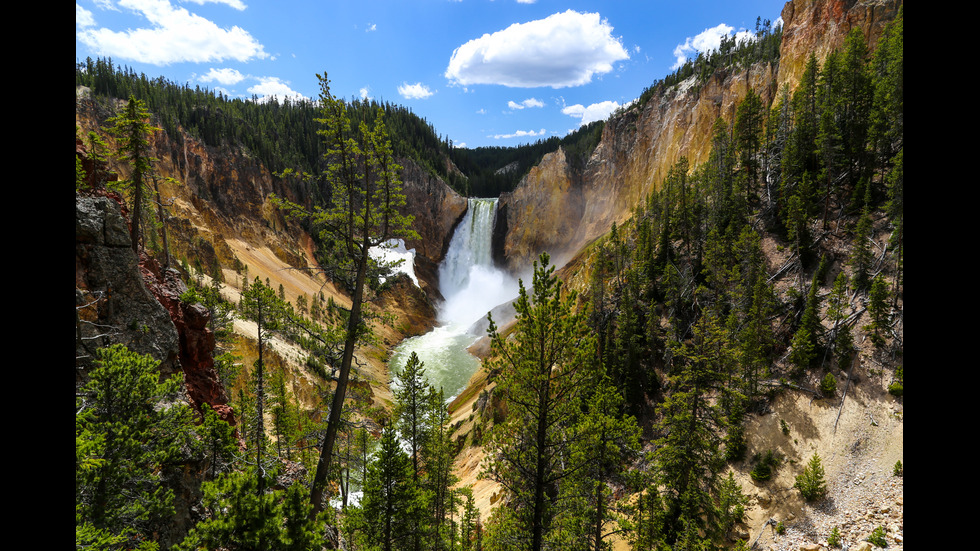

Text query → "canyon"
[75,0,903,548]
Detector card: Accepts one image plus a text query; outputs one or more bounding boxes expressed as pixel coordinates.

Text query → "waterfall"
[438,198,518,329]
[390,197,519,400]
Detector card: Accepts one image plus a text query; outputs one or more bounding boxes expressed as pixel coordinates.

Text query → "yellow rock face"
[496,0,903,277]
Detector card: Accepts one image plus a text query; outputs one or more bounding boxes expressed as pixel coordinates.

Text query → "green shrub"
[750,450,780,482]
[888,365,904,396]
[820,372,837,396]
[828,526,841,547]
[794,453,827,501]
[893,460,903,477]
[867,525,887,547]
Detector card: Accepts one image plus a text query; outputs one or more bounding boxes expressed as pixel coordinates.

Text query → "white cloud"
[360,86,372,100]
[199,67,245,85]
[183,0,246,10]
[445,10,629,88]
[490,128,547,140]
[507,97,545,110]
[93,0,118,11]
[671,23,755,70]
[562,100,620,125]
[366,23,377,32]
[248,77,305,103]
[398,82,434,99]
[76,4,96,27]
[76,0,267,65]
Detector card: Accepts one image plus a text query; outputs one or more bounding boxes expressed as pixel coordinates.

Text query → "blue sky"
[76,0,785,149]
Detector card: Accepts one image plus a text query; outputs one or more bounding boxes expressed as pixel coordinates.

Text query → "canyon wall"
[496,0,902,276]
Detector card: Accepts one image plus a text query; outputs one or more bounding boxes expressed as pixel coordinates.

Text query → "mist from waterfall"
[389,198,519,400]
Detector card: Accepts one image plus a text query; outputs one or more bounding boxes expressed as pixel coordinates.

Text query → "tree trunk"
[310,240,369,516]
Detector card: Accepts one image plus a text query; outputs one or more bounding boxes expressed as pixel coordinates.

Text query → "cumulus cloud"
[76,4,96,27]
[76,0,267,65]
[490,128,547,140]
[199,67,245,85]
[445,10,629,88]
[398,82,434,99]
[248,77,305,103]
[507,98,545,110]
[671,23,754,69]
[360,86,372,100]
[562,100,620,126]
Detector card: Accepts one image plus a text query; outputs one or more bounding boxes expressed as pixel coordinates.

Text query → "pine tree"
[275,73,419,513]
[826,272,853,370]
[199,403,238,480]
[869,9,903,176]
[849,206,874,291]
[394,351,436,481]
[553,381,642,551]
[653,311,733,547]
[76,344,197,549]
[482,253,600,551]
[357,425,425,551]
[794,453,827,501]
[867,275,891,346]
[239,277,282,494]
[424,388,461,550]
[789,271,823,371]
[734,88,764,207]
[106,95,159,252]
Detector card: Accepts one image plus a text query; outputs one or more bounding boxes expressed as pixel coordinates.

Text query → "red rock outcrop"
[139,254,235,428]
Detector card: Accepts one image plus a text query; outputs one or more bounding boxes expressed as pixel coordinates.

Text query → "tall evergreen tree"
[552,381,642,551]
[482,253,599,551]
[734,88,764,207]
[357,425,425,551]
[239,277,283,495]
[394,351,437,481]
[789,272,823,371]
[275,73,419,514]
[653,311,733,548]
[106,95,159,252]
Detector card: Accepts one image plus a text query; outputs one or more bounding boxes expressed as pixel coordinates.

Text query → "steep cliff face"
[778,0,903,90]
[400,159,469,300]
[76,193,182,377]
[76,192,235,427]
[497,61,778,275]
[496,0,901,276]
[493,146,584,276]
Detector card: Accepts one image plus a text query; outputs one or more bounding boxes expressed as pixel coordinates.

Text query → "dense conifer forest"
[76,7,902,550]
[77,58,604,199]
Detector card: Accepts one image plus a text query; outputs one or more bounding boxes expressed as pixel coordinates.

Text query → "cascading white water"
[389,198,519,400]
